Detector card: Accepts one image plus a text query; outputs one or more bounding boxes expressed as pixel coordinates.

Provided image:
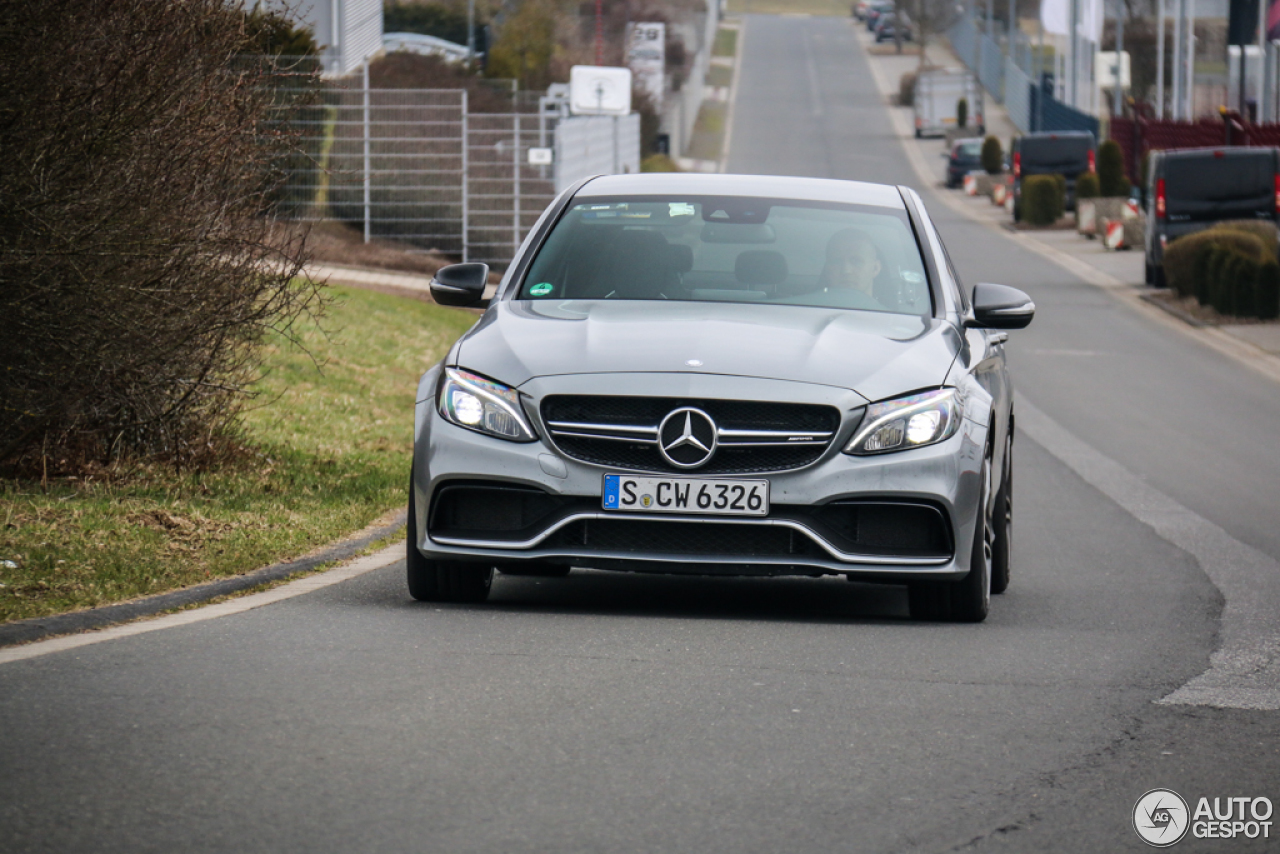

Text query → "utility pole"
[1172,0,1183,119]
[1157,0,1165,118]
[467,0,475,61]
[1070,0,1079,107]
[1260,0,1271,120]
[1113,0,1124,118]
[1184,0,1196,119]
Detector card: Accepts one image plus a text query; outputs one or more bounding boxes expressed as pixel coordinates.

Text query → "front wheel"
[909,454,992,622]
[407,469,493,603]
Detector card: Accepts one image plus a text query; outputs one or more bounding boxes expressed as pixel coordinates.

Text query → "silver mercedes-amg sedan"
[409,173,1034,622]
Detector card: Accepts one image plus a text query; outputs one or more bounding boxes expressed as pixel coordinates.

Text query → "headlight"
[437,368,537,442]
[844,388,962,455]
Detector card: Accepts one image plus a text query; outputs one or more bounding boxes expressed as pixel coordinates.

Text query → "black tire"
[909,453,992,622]
[1155,263,1167,289]
[1145,260,1156,286]
[497,562,572,578]
[406,469,493,603]
[990,428,1012,595]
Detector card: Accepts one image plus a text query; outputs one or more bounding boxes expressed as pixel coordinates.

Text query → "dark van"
[1145,147,1280,287]
[1011,131,1096,222]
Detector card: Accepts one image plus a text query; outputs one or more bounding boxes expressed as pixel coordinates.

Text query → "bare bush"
[0,0,325,473]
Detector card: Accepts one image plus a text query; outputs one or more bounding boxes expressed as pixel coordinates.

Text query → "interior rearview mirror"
[967,282,1035,329]
[430,263,490,308]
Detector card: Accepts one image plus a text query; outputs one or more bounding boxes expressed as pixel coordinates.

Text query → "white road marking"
[1018,398,1280,710]
[0,543,403,666]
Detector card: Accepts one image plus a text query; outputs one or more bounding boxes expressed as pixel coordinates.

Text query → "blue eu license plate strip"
[602,473,769,516]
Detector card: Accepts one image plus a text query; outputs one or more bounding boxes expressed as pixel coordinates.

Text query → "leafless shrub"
[0,0,326,474]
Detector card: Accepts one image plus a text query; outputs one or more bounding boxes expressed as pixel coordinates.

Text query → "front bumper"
[413,371,987,582]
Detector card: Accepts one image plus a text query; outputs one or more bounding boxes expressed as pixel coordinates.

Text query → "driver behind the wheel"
[817,228,882,299]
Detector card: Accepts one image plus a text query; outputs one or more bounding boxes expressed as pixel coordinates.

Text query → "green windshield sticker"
[530,282,554,297]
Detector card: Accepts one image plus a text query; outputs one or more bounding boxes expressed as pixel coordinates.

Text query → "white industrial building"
[270,0,383,76]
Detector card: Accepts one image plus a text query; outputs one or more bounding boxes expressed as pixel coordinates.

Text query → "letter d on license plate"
[602,474,769,516]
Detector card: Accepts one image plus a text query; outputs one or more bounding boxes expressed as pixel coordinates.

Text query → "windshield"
[957,142,981,157]
[517,196,934,317]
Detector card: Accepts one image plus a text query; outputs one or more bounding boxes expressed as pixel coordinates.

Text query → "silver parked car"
[410,174,1034,622]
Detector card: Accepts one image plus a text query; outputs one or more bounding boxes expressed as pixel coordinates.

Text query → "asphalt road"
[2,14,1279,854]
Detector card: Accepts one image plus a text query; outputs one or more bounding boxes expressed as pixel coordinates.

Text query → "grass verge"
[0,286,476,624]
[713,27,739,57]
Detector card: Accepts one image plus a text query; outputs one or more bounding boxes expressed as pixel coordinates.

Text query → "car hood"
[454,299,962,403]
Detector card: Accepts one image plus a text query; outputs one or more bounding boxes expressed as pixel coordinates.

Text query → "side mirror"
[967,282,1035,329]
[430,263,490,307]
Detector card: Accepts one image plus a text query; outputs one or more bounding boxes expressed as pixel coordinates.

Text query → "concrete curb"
[0,511,406,649]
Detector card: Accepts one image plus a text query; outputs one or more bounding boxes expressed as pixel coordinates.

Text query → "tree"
[485,0,558,90]
[911,0,960,68]
[0,0,324,472]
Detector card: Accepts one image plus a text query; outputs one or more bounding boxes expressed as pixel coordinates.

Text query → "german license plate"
[601,474,769,516]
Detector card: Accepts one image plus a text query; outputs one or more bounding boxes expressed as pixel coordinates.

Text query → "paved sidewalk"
[854,22,1280,368]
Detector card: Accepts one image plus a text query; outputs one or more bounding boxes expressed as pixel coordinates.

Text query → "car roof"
[1019,131,1094,141]
[575,173,907,210]
[1157,146,1277,161]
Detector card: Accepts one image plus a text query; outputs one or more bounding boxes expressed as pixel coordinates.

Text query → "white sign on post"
[527,147,553,165]
[569,65,633,116]
[627,22,665,111]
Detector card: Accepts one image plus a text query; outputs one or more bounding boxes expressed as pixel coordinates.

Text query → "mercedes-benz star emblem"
[657,407,718,469]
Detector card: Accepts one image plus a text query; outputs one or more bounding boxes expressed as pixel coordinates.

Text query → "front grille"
[542,395,841,474]
[550,518,811,557]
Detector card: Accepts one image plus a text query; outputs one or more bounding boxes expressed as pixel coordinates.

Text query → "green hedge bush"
[1076,171,1100,199]
[1098,140,1129,197]
[982,135,1002,175]
[956,97,968,129]
[1161,221,1280,317]
[1162,226,1272,299]
[1021,174,1064,225]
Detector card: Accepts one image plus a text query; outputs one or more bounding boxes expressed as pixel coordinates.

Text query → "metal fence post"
[468,88,473,263]
[362,60,371,244]
[513,112,521,258]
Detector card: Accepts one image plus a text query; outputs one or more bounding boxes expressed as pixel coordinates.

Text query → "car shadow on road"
[470,568,913,625]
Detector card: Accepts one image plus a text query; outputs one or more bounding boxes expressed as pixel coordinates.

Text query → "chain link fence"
[275,86,563,268]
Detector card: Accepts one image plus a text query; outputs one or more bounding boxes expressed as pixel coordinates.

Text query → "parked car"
[1011,131,1095,222]
[913,69,984,138]
[865,1,894,31]
[410,173,1036,623]
[874,11,913,42]
[1144,146,1280,287]
[944,137,985,188]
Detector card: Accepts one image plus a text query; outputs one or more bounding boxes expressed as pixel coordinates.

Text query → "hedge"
[1021,174,1065,225]
[1162,221,1280,318]
[1162,225,1274,299]
[1098,140,1129,197]
[1076,172,1100,199]
[982,135,1002,175]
